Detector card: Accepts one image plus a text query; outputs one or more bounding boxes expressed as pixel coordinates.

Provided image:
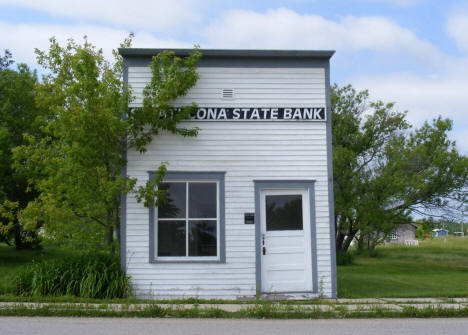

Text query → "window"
[150,172,225,262]
[389,231,398,240]
[265,194,303,231]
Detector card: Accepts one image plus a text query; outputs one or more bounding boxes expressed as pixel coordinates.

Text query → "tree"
[0,50,44,249]
[332,84,468,251]
[13,37,201,253]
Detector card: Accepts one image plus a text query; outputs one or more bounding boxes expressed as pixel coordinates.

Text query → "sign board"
[178,107,326,121]
[244,213,255,225]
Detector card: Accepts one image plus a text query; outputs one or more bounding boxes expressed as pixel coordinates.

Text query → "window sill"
[150,259,225,264]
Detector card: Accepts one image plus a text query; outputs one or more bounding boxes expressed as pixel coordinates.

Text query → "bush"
[336,251,354,266]
[14,253,131,298]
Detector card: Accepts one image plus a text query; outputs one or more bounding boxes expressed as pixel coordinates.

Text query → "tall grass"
[14,253,131,299]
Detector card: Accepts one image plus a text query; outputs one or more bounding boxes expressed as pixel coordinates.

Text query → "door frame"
[254,180,318,295]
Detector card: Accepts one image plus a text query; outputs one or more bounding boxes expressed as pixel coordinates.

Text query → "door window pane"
[158,183,186,218]
[189,220,217,256]
[158,220,186,256]
[266,195,303,231]
[189,183,217,218]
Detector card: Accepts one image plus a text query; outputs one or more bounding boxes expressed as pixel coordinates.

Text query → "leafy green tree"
[415,217,436,239]
[13,37,201,254]
[332,84,468,251]
[0,50,44,249]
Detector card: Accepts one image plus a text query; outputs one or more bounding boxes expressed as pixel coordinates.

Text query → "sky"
[0,0,467,154]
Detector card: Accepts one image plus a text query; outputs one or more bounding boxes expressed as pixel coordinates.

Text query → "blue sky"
[1,0,467,153]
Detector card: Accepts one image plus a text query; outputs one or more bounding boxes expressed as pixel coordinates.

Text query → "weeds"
[2,303,467,319]
[336,251,354,266]
[14,253,130,299]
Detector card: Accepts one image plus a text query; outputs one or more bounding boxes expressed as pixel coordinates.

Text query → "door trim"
[254,180,318,295]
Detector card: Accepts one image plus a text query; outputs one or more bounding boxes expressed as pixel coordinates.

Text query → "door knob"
[262,234,266,255]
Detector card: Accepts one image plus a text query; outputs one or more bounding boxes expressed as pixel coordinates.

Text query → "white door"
[260,188,312,293]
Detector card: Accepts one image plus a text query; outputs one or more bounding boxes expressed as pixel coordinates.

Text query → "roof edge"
[118,48,335,59]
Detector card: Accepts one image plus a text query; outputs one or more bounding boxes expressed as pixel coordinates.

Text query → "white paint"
[125,66,333,299]
[260,189,312,293]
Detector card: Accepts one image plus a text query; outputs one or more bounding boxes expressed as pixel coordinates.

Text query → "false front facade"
[120,49,337,299]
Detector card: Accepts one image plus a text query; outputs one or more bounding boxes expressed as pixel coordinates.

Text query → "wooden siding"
[125,66,333,299]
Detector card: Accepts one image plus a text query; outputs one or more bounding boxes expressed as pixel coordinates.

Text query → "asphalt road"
[2,317,468,335]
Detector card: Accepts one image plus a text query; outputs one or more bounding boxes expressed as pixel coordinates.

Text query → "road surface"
[2,317,468,335]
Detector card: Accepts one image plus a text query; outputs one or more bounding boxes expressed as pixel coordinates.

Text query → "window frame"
[148,171,226,264]
[157,180,219,261]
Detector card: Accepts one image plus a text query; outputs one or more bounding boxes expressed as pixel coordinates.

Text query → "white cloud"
[351,58,468,154]
[1,6,465,153]
[446,12,468,53]
[202,7,467,153]
[203,8,443,66]
[359,0,423,7]
[0,22,191,67]
[0,0,204,32]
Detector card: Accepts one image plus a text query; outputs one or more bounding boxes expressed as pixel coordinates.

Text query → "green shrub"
[14,253,131,298]
[336,251,354,265]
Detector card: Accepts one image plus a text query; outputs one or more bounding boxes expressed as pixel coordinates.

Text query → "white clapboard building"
[120,49,337,299]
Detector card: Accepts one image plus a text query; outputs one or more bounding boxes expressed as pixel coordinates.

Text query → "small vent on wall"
[222,88,234,99]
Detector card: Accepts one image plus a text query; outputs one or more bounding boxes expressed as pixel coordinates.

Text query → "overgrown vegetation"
[0,242,76,294]
[10,38,201,254]
[1,302,468,319]
[3,238,467,301]
[14,252,130,299]
[336,250,354,266]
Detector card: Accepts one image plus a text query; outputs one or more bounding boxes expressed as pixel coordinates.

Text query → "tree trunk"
[107,210,115,255]
[115,209,120,246]
[356,236,366,251]
[335,231,346,252]
[13,222,23,250]
[114,204,121,256]
[342,231,357,251]
[335,215,358,252]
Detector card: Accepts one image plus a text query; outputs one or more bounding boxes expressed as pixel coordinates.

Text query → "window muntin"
[157,181,218,260]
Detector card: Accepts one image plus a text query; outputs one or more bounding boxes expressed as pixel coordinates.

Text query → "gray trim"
[148,171,226,264]
[120,57,129,271]
[119,48,335,59]
[325,59,338,298]
[309,185,318,294]
[148,173,155,264]
[254,180,318,295]
[124,56,330,69]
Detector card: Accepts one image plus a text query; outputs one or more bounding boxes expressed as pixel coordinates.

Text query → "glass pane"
[265,195,303,231]
[189,220,217,256]
[158,220,186,256]
[189,183,217,218]
[158,182,186,218]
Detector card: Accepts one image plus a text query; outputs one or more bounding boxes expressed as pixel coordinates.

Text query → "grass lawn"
[0,242,78,295]
[338,236,468,298]
[2,237,468,299]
